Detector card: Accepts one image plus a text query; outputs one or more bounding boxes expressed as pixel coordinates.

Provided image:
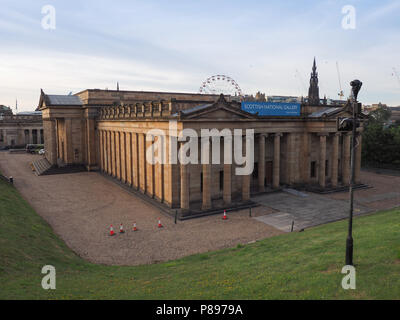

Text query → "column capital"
[317,132,329,137]
[334,132,342,137]
[274,132,283,137]
[259,133,268,138]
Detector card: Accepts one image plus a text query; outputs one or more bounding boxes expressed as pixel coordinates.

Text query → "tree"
[367,104,392,124]
[362,105,399,167]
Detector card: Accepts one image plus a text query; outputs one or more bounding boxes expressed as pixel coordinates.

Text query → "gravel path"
[0,152,282,266]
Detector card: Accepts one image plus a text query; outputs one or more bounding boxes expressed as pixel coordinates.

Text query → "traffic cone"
[158,218,163,228]
[119,223,125,233]
[109,225,115,236]
[223,210,228,220]
[133,222,138,232]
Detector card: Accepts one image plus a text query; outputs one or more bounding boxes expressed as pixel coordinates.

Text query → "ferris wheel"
[199,75,243,97]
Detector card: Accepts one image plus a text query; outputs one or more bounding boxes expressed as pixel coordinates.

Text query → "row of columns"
[316,132,362,188]
[182,134,283,211]
[99,129,362,211]
[256,131,361,191]
[25,128,43,144]
[100,130,157,198]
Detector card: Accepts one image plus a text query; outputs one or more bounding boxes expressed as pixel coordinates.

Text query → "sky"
[0,0,399,112]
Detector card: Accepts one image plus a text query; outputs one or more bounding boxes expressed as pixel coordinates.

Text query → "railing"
[98,100,175,120]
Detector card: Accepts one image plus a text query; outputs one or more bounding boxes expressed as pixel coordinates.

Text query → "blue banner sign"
[241,101,301,116]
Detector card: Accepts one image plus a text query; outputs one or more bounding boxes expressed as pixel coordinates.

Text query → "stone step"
[32,158,52,176]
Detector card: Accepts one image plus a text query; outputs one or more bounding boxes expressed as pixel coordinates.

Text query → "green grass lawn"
[0,177,399,300]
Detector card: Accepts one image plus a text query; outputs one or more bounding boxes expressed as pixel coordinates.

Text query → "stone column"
[102,131,105,172]
[126,132,132,186]
[138,133,146,192]
[223,163,232,205]
[242,136,250,201]
[342,133,351,186]
[147,134,155,197]
[99,131,104,171]
[132,132,139,189]
[155,135,165,202]
[111,131,116,177]
[180,143,190,210]
[202,142,212,210]
[44,120,57,165]
[273,133,282,189]
[120,132,126,183]
[286,133,298,185]
[64,118,73,164]
[37,129,41,145]
[331,133,340,187]
[354,134,362,184]
[103,131,108,173]
[86,118,97,169]
[104,131,108,173]
[302,132,310,184]
[107,131,112,175]
[318,133,327,188]
[258,134,266,192]
[115,131,121,180]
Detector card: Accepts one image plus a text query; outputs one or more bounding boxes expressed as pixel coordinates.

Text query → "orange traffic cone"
[158,218,163,228]
[223,210,227,220]
[109,225,115,236]
[119,223,125,233]
[133,222,138,232]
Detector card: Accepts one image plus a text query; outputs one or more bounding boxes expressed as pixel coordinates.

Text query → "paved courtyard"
[1,152,399,265]
[252,172,400,231]
[252,190,372,232]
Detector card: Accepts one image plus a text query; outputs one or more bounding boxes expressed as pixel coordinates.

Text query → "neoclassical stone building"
[38,87,364,214]
[0,105,43,148]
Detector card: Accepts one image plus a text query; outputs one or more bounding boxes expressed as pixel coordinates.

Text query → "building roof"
[308,107,341,118]
[17,111,42,115]
[172,104,213,116]
[45,95,83,106]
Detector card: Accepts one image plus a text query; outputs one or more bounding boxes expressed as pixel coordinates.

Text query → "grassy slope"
[0,178,399,300]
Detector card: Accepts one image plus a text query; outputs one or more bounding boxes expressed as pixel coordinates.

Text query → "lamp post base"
[346,236,353,266]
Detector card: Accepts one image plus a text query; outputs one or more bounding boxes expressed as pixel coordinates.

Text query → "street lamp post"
[345,79,362,266]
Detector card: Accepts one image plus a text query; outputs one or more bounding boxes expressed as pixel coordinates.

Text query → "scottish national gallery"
[37,64,364,215]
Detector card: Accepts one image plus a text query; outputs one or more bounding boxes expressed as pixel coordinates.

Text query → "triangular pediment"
[186,106,254,120]
[179,94,256,120]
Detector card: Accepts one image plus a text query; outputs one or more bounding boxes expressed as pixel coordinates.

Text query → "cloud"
[0,0,399,110]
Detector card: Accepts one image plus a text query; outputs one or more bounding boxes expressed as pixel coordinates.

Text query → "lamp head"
[350,80,362,101]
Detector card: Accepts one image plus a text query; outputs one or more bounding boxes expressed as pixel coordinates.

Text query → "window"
[200,172,203,193]
[310,161,316,178]
[219,171,223,191]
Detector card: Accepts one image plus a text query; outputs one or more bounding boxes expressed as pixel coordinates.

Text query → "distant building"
[267,95,301,103]
[308,57,320,106]
[0,106,43,148]
[390,106,400,124]
[362,102,388,113]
